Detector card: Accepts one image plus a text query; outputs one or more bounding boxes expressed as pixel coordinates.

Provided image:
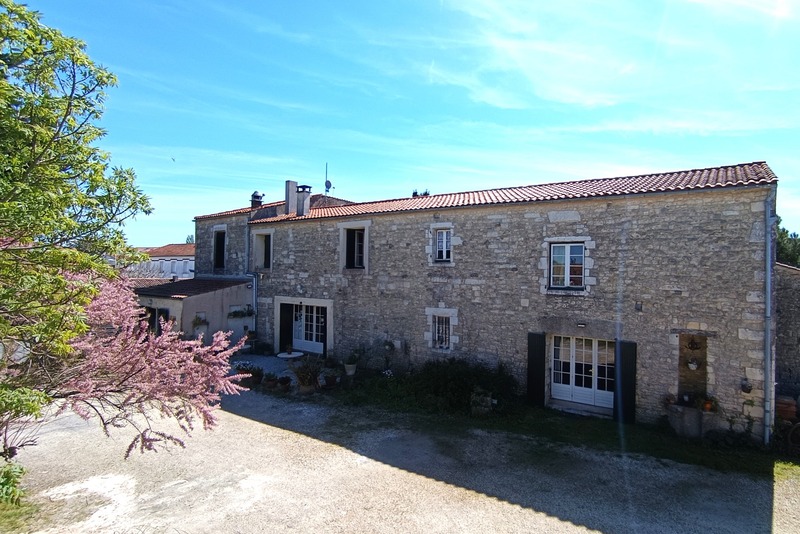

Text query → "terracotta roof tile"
[249,161,776,224]
[144,243,196,257]
[194,194,351,221]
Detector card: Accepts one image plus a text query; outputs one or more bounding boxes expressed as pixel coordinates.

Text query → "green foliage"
[290,355,322,387]
[233,362,264,388]
[0,386,49,420]
[337,358,519,416]
[777,216,800,267]
[0,461,25,505]
[0,0,152,360]
[410,358,519,414]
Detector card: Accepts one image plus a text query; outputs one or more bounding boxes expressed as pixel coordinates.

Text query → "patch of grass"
[321,368,800,477]
[0,501,38,532]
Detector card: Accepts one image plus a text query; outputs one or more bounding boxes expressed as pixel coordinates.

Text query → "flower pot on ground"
[323,368,341,388]
[344,348,362,376]
[234,362,264,389]
[262,372,279,390]
[277,376,292,392]
[290,355,322,392]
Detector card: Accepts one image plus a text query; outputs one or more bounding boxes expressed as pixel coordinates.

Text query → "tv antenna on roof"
[325,162,333,194]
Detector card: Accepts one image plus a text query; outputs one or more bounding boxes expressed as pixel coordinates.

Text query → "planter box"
[667,404,719,438]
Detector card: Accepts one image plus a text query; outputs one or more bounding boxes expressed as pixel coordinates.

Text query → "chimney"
[250,191,263,208]
[284,180,297,215]
[296,185,312,216]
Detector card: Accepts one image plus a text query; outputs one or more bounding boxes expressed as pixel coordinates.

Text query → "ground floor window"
[433,315,451,350]
[551,335,615,408]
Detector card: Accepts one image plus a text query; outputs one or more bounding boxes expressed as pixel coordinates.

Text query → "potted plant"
[322,367,341,388]
[290,355,322,393]
[277,375,292,392]
[262,372,279,390]
[344,349,362,376]
[233,362,264,389]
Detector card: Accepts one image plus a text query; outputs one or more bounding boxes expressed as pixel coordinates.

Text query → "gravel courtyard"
[16,384,800,533]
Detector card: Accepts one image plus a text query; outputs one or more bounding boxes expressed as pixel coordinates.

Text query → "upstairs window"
[550,243,584,288]
[345,228,365,269]
[213,230,226,269]
[338,220,371,273]
[252,231,273,270]
[435,229,451,262]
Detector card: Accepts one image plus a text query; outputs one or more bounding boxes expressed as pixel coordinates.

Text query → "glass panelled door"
[292,304,326,353]
[551,336,615,408]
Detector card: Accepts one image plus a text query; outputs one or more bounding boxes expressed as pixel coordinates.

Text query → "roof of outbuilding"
[133,277,250,300]
[143,243,196,257]
[248,161,777,224]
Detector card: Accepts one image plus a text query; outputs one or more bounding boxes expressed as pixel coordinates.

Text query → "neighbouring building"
[126,243,196,279]
[194,162,783,442]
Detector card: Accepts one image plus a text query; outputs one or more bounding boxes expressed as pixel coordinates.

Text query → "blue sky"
[28,0,800,245]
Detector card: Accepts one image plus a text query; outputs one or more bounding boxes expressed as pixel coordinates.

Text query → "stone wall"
[776,263,800,398]
[251,185,775,432]
[195,213,250,276]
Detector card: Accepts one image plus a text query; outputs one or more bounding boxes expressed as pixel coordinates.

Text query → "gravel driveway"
[16,384,800,533]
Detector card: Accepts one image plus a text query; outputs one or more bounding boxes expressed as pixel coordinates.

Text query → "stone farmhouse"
[194,161,781,442]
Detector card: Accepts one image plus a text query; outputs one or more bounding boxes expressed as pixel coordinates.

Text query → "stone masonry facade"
[777,263,800,399]
[194,164,778,438]
[249,186,774,432]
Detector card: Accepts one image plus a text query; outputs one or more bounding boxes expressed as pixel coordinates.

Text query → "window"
[435,229,451,262]
[433,315,451,350]
[550,243,584,288]
[425,306,458,352]
[346,228,364,269]
[338,220,371,272]
[213,230,226,269]
[252,231,273,270]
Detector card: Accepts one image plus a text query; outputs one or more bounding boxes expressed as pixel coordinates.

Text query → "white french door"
[551,336,615,408]
[292,304,326,354]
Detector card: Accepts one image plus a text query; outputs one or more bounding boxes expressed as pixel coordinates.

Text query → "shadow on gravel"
[222,356,776,534]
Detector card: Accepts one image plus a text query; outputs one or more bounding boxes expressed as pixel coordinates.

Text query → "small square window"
[550,243,584,288]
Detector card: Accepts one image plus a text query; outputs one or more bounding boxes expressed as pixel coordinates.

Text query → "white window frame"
[273,296,335,354]
[427,222,458,267]
[539,236,595,296]
[252,228,274,270]
[435,229,451,262]
[424,306,459,352]
[550,242,584,289]
[551,335,615,409]
[337,220,371,273]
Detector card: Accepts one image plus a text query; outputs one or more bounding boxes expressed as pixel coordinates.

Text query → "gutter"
[764,188,776,445]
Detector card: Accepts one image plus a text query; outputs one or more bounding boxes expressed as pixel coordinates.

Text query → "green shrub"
[0,461,25,505]
[337,358,519,415]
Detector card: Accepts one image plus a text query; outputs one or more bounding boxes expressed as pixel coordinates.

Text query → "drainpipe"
[763,188,776,445]
[245,221,258,344]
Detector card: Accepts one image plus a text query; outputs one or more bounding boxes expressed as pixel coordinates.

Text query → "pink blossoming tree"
[55,276,246,457]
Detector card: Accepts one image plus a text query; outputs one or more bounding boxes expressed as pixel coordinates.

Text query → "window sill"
[546,288,589,297]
